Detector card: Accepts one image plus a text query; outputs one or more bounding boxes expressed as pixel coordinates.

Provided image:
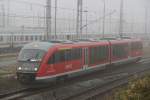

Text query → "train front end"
[16,42,52,83]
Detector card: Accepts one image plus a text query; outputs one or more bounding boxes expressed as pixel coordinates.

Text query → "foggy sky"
[0,0,149,34]
[11,0,147,21]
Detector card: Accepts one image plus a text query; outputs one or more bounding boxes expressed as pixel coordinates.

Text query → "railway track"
[0,86,53,100]
[0,53,17,58]
[0,57,150,100]
[0,74,127,100]
[140,56,150,64]
[0,72,128,100]
[0,88,31,99]
[62,67,150,100]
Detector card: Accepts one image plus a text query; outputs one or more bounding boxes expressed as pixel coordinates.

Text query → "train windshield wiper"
[27,58,41,62]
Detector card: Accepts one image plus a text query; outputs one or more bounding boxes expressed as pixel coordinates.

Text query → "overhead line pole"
[102,0,106,38]
[80,0,83,35]
[1,4,5,28]
[46,0,51,40]
[119,0,124,38]
[85,10,88,37]
[7,0,10,27]
[76,0,83,39]
[54,0,58,40]
[145,7,148,35]
[76,0,80,38]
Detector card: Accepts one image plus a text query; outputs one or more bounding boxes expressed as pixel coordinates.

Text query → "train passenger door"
[83,48,88,69]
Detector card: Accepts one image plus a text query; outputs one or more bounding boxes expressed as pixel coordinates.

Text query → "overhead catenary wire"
[0,0,137,36]
[0,13,108,22]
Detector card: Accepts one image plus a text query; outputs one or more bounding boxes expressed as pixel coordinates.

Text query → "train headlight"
[18,67,22,70]
[34,68,38,71]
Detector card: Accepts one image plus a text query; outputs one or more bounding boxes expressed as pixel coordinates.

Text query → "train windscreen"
[18,49,46,62]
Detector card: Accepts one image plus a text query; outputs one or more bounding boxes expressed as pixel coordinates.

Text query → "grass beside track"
[115,73,150,100]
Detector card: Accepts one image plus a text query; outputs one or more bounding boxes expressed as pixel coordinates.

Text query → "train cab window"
[18,49,46,61]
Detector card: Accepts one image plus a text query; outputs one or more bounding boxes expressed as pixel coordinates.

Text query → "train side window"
[48,48,82,64]
[76,48,81,59]
[112,44,128,58]
[72,49,76,60]
[48,50,66,64]
[96,46,108,62]
[48,54,55,64]
[65,50,71,61]
[71,48,82,60]
[54,52,61,63]
[96,47,101,62]
[60,50,65,62]
[48,52,59,64]
[90,47,95,64]
[79,48,82,58]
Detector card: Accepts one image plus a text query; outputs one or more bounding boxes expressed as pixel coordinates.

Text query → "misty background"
[0,0,149,35]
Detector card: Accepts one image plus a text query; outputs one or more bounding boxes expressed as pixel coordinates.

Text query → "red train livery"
[16,38,143,83]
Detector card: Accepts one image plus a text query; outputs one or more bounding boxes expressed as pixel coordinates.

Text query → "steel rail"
[0,57,150,100]
[62,67,150,100]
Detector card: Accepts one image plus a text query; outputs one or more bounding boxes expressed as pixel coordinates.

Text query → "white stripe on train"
[36,56,141,80]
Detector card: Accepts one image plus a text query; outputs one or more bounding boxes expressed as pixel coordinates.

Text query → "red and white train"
[16,38,143,83]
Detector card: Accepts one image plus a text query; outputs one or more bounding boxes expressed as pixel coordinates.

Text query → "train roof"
[52,40,110,49]
[21,38,142,51]
[22,40,109,50]
[22,42,54,51]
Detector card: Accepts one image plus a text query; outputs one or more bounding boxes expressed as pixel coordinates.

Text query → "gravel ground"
[0,55,20,95]
[0,76,23,94]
